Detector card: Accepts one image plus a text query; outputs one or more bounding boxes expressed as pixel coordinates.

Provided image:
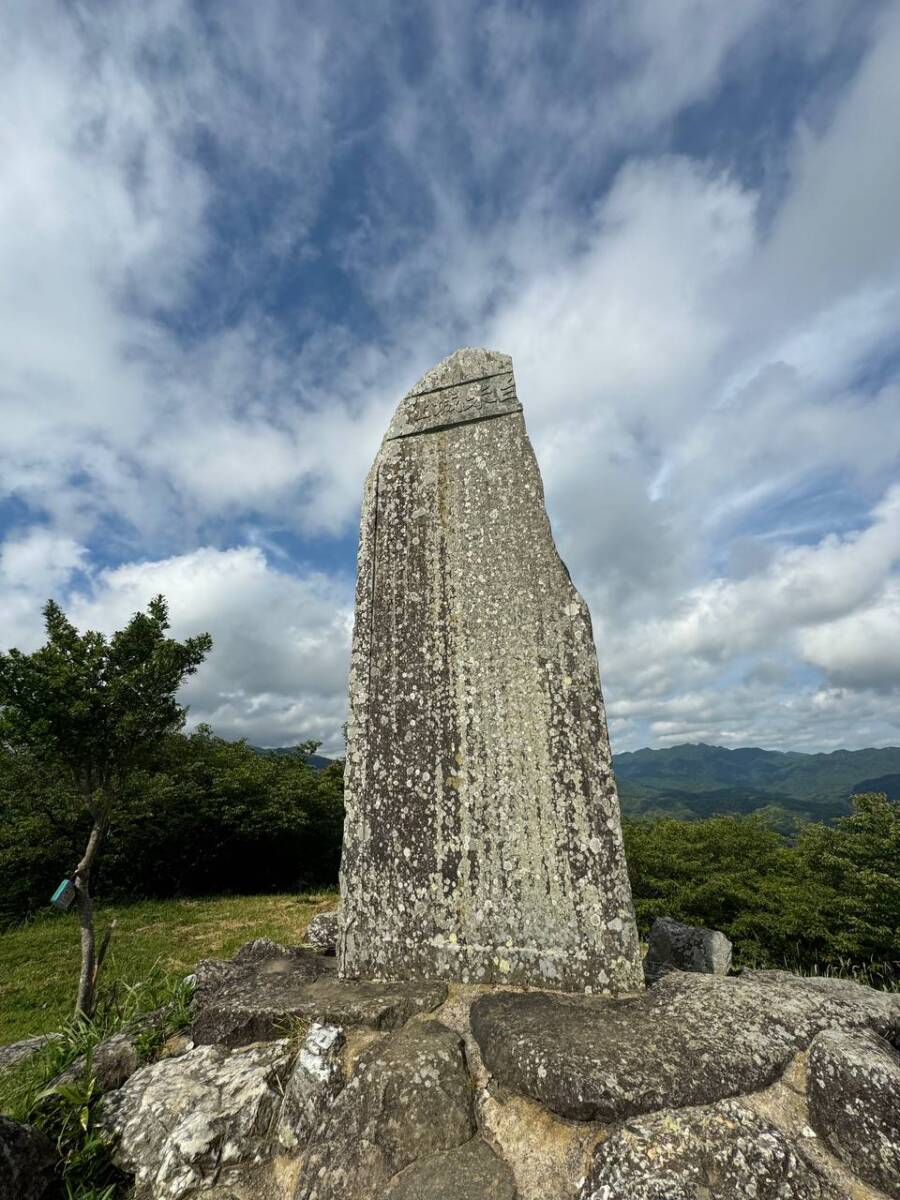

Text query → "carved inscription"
[404,372,518,428]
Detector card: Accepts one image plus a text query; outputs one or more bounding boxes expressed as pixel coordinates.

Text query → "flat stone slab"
[191,946,447,1047]
[583,1098,839,1200]
[471,970,900,1121]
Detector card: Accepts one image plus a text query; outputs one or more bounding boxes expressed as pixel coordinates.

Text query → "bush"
[0,729,344,923]
[623,794,900,974]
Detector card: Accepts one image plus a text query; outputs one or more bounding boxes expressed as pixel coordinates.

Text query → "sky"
[2,0,899,757]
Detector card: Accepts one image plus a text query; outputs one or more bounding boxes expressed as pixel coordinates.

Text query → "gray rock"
[340,347,642,994]
[0,1033,60,1076]
[644,915,732,982]
[471,970,900,1121]
[305,910,339,955]
[385,1136,518,1199]
[276,1022,344,1152]
[807,1026,900,1196]
[295,1020,476,1199]
[55,1031,140,1094]
[192,947,446,1047]
[582,1097,838,1200]
[0,1115,56,1200]
[100,1039,294,1200]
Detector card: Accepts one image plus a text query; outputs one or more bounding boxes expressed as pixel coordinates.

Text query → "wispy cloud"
[1,0,898,752]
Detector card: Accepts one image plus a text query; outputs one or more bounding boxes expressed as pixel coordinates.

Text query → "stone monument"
[339,347,643,993]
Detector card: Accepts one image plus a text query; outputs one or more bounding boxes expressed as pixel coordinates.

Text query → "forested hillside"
[613,743,900,826]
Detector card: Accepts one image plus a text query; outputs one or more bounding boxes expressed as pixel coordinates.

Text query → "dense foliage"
[624,792,900,973]
[0,728,344,924]
[0,596,212,1015]
[2,729,896,978]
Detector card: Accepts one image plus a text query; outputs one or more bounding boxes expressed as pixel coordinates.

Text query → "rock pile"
[63,937,899,1200]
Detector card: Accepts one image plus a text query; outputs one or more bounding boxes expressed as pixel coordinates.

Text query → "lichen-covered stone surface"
[582,1098,839,1200]
[295,1020,476,1200]
[100,1040,294,1200]
[0,1115,56,1200]
[86,948,899,1200]
[191,939,445,1046]
[643,914,732,982]
[276,1023,344,1152]
[54,1030,141,1095]
[339,346,642,993]
[807,1027,900,1196]
[470,969,900,1121]
[383,1136,518,1199]
[305,911,339,956]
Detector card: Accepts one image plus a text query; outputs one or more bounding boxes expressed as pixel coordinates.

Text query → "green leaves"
[624,795,900,974]
[0,595,212,807]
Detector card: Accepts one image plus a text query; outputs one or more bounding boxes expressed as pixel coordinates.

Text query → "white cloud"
[69,546,354,754]
[1,1,899,752]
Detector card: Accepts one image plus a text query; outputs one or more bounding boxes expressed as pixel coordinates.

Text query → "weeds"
[786,956,900,992]
[0,969,196,1199]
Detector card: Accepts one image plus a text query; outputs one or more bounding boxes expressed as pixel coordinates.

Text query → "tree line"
[1,596,897,1013]
[2,738,896,975]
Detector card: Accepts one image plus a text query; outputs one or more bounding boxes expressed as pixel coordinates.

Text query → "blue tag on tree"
[51,879,76,910]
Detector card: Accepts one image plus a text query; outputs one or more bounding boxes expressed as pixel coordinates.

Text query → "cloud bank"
[2,0,899,754]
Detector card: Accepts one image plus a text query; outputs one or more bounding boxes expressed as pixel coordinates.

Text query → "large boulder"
[471,970,900,1121]
[295,1020,476,1199]
[384,1136,517,1199]
[191,939,446,1047]
[0,1114,57,1200]
[582,1097,838,1200]
[100,1039,295,1200]
[644,915,732,982]
[808,1026,900,1196]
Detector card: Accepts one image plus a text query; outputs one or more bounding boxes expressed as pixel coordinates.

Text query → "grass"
[0,891,338,1045]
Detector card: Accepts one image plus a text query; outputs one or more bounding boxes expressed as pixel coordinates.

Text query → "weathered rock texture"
[807,1027,900,1196]
[0,1115,56,1200]
[295,1020,476,1199]
[276,1023,344,1152]
[384,1136,518,1199]
[305,910,339,956]
[471,969,900,1121]
[0,1033,59,1077]
[87,942,899,1200]
[583,1098,838,1200]
[191,939,445,1047]
[339,347,642,993]
[100,1040,294,1200]
[643,914,732,982]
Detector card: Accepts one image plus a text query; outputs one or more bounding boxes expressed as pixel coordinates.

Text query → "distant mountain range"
[613,743,900,827]
[254,741,900,829]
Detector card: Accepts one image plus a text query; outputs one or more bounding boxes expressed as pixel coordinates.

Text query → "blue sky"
[2,0,899,754]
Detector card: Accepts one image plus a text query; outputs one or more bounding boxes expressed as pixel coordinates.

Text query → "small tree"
[0,595,211,1016]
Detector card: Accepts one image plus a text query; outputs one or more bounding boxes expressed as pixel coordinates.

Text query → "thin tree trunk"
[74,821,105,1019]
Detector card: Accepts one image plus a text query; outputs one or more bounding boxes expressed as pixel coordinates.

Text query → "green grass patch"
[0,891,338,1045]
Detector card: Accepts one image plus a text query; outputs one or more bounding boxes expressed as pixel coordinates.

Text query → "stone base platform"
[30,936,896,1200]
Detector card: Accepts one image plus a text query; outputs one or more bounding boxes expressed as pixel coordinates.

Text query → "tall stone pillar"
[339,347,643,994]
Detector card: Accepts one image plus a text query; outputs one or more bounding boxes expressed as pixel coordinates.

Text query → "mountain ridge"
[612,741,900,826]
